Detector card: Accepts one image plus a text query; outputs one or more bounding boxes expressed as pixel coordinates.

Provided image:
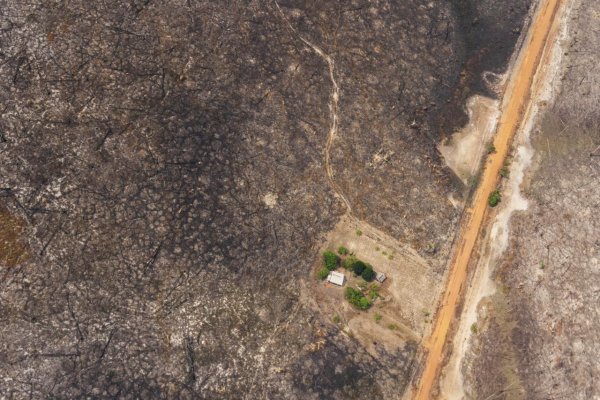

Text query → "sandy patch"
[439,95,500,185]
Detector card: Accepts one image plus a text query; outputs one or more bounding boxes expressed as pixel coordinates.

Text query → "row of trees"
[317,249,375,282]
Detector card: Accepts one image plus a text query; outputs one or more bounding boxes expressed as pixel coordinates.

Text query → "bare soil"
[439,96,500,185]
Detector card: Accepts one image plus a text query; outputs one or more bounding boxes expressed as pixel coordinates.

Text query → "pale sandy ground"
[439,0,574,398]
[439,96,500,185]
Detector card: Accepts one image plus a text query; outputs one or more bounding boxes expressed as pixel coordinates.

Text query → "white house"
[376,272,387,283]
[327,271,346,286]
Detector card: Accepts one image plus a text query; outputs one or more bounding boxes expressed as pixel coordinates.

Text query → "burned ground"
[0,0,531,398]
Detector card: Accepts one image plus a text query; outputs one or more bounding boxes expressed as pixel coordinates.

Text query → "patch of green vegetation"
[375,246,380,251]
[382,250,387,256]
[337,246,349,255]
[470,323,478,334]
[355,229,363,236]
[342,256,357,270]
[345,287,371,310]
[499,166,509,178]
[323,250,340,271]
[361,266,375,281]
[540,261,545,270]
[487,143,496,154]
[367,284,380,300]
[468,174,480,188]
[332,315,341,324]
[488,189,501,207]
[422,310,430,317]
[374,313,382,322]
[388,254,394,260]
[387,324,398,331]
[317,267,330,280]
[352,260,367,276]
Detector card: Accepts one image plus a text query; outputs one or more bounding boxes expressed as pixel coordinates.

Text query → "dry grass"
[0,207,29,267]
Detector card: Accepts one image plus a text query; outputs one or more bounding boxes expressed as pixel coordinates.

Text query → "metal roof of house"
[327,271,346,286]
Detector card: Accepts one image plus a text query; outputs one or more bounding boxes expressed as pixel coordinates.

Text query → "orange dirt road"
[413,0,562,398]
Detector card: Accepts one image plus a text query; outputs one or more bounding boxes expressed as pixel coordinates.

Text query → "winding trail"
[273,1,352,213]
[413,0,563,398]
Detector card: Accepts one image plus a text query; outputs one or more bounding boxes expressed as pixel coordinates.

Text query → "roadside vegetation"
[488,189,501,207]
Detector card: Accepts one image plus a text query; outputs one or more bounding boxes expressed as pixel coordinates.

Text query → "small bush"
[388,254,394,260]
[374,313,382,322]
[499,166,509,178]
[358,297,370,309]
[317,267,330,280]
[337,246,349,255]
[352,260,367,276]
[367,284,380,300]
[323,250,340,271]
[388,324,398,331]
[355,229,363,236]
[487,144,496,154]
[488,189,501,207]
[332,315,341,324]
[361,266,375,281]
[470,323,478,334]
[342,256,357,270]
[345,287,371,310]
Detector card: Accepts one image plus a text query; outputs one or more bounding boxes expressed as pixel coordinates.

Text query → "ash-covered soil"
[0,0,530,398]
[467,0,600,398]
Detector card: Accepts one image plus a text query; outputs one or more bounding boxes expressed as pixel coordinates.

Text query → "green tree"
[488,189,501,207]
[352,260,367,276]
[317,267,329,280]
[337,246,349,255]
[345,287,371,310]
[323,250,340,271]
[361,266,374,281]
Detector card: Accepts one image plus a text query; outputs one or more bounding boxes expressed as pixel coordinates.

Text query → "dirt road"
[413,0,562,398]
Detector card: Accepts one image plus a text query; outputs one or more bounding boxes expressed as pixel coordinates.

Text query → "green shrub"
[317,267,330,280]
[337,246,349,255]
[355,229,363,236]
[323,250,340,271]
[332,315,341,324]
[487,144,496,154]
[499,166,509,178]
[361,266,375,281]
[374,313,382,322]
[352,260,367,276]
[345,287,371,310]
[488,189,501,207]
[367,284,380,300]
[342,256,357,270]
[358,297,371,310]
[470,323,478,334]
